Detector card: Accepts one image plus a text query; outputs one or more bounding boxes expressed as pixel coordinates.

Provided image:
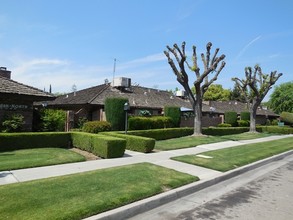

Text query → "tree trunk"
[193,94,203,136]
[249,101,259,133]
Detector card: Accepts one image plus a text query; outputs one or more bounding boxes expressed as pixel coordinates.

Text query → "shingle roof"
[0,76,55,99]
[90,86,195,109]
[206,100,278,116]
[47,84,277,117]
[48,84,212,110]
[47,84,109,105]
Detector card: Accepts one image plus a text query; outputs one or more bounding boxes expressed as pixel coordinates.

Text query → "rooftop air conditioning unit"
[112,77,131,88]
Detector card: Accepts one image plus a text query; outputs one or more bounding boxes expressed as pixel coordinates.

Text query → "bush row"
[0,132,126,158]
[203,127,253,136]
[127,128,194,140]
[71,132,126,158]
[128,116,174,130]
[0,132,71,151]
[126,127,255,139]
[258,126,293,134]
[102,132,155,153]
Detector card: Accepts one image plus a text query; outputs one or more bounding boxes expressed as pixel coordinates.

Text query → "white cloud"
[235,35,262,60]
[1,49,177,93]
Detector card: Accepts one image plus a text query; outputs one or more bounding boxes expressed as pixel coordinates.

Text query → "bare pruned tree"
[164,42,226,135]
[232,65,282,132]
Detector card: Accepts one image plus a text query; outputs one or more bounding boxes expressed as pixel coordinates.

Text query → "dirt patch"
[69,148,100,161]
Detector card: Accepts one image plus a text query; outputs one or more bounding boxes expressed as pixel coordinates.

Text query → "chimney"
[0,67,11,79]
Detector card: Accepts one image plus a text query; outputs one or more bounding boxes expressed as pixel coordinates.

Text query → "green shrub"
[217,123,232,127]
[203,127,251,135]
[105,97,128,131]
[280,112,293,126]
[70,132,126,158]
[0,132,71,151]
[237,120,249,127]
[75,117,88,129]
[128,116,173,130]
[271,119,279,126]
[1,114,24,132]
[103,132,155,153]
[40,109,66,131]
[224,111,238,127]
[164,106,181,127]
[70,132,93,152]
[82,121,111,133]
[240,111,250,121]
[258,126,293,134]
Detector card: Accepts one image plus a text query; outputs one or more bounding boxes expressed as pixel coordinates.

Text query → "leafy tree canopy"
[202,84,231,101]
[230,84,247,102]
[269,81,293,114]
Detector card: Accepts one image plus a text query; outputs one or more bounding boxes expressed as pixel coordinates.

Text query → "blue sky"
[0,0,292,100]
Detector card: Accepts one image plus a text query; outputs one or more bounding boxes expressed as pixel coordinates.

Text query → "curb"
[84,149,293,220]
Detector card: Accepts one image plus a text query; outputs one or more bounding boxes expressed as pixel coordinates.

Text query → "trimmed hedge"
[82,121,112,133]
[128,116,173,130]
[0,132,126,158]
[102,132,155,153]
[164,106,181,127]
[70,132,126,158]
[105,97,128,131]
[217,123,232,127]
[203,127,251,136]
[258,126,293,134]
[127,128,194,140]
[224,111,238,127]
[0,132,71,152]
[240,111,250,121]
[237,120,250,127]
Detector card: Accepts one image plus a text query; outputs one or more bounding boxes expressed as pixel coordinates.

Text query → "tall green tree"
[164,42,226,136]
[203,84,231,101]
[230,84,247,102]
[269,81,293,114]
[232,65,282,133]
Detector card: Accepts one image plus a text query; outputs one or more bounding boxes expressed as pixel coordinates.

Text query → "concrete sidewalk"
[0,134,292,186]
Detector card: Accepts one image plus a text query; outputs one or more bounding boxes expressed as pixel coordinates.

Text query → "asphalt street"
[129,154,293,220]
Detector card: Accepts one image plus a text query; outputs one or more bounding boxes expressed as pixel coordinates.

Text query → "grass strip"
[155,136,225,150]
[0,148,86,171]
[172,137,293,172]
[219,132,273,141]
[155,132,272,151]
[0,163,198,220]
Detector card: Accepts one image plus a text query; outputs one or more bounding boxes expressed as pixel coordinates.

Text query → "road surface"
[130,154,293,220]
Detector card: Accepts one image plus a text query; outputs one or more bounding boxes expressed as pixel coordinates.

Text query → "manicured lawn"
[155,136,226,150]
[220,132,273,141]
[155,132,273,151]
[0,148,86,171]
[0,163,198,220]
[172,137,293,172]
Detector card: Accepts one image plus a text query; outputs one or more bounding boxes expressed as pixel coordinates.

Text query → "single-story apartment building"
[0,67,55,131]
[43,77,278,129]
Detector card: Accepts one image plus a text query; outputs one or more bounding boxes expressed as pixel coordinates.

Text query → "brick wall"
[0,95,34,131]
